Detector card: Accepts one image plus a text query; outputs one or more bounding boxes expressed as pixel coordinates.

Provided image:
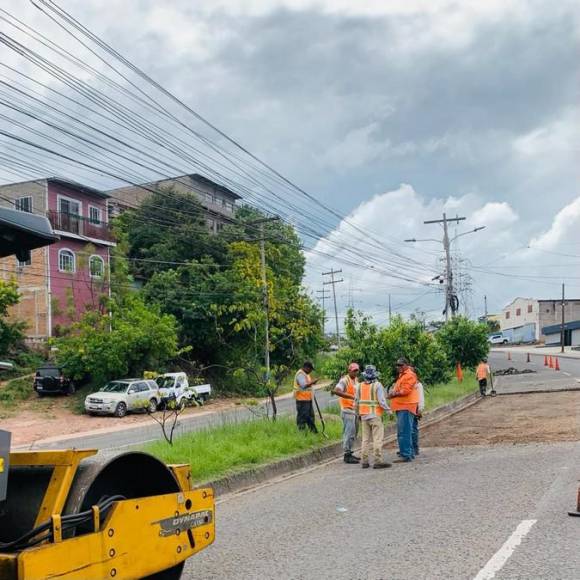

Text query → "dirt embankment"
[419,391,580,447]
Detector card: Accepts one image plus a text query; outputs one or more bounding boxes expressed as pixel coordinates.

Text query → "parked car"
[488,333,509,345]
[85,379,160,417]
[156,372,212,408]
[34,365,75,396]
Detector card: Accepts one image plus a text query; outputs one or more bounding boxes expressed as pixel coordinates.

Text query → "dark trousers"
[479,378,488,395]
[412,414,420,455]
[296,400,317,433]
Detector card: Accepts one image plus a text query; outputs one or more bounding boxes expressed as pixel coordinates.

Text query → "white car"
[488,334,509,345]
[156,372,212,408]
[85,379,161,417]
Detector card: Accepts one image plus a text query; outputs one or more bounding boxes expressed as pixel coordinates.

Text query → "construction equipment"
[0,213,215,579]
[0,440,215,579]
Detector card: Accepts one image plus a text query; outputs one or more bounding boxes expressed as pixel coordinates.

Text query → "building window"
[516,308,521,316]
[88,206,102,225]
[58,249,76,273]
[15,196,33,213]
[528,304,533,313]
[89,255,104,278]
[58,196,81,216]
[505,311,510,319]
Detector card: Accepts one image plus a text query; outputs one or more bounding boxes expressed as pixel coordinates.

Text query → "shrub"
[436,316,490,368]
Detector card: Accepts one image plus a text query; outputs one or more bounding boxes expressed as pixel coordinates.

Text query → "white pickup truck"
[155,372,212,408]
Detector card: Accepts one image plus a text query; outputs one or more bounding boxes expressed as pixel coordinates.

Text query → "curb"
[196,390,482,498]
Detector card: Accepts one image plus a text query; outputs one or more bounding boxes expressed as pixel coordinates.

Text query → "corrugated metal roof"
[0,207,59,257]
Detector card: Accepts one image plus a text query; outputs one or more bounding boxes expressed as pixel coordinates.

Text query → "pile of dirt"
[493,367,537,376]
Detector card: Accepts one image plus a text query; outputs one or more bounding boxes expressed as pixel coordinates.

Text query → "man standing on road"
[476,358,491,396]
[388,358,419,463]
[294,361,318,432]
[334,362,360,464]
[356,365,391,469]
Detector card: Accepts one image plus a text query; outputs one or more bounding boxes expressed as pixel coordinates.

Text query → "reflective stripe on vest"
[339,376,356,410]
[358,381,383,416]
[294,370,313,401]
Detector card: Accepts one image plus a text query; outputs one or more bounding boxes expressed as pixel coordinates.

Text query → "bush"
[0,376,32,406]
[54,295,179,386]
[322,312,450,386]
[436,316,489,368]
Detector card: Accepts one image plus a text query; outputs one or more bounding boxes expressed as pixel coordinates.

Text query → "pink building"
[0,178,115,340]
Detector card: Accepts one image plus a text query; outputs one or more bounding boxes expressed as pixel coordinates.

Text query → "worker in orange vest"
[294,361,319,432]
[476,358,491,396]
[388,357,420,463]
[355,365,392,469]
[333,362,360,464]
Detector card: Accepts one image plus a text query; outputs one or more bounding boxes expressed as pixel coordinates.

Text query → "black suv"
[33,365,75,396]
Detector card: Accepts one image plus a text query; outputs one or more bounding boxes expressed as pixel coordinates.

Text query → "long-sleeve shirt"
[389,368,420,414]
[355,381,390,420]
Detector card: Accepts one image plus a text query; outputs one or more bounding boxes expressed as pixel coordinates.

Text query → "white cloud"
[529,196,580,250]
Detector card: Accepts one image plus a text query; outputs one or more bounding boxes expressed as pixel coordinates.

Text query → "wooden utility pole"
[561,282,566,353]
[322,268,343,347]
[388,293,392,325]
[484,295,488,322]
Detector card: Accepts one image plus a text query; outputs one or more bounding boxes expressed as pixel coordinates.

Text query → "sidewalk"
[491,345,580,360]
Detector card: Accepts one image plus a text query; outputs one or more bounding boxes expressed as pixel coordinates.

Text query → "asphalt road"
[29,388,335,451]
[488,351,580,394]
[185,441,580,579]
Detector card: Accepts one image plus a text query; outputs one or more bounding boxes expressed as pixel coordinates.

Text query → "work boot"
[344,453,359,464]
[373,462,392,469]
[361,462,370,469]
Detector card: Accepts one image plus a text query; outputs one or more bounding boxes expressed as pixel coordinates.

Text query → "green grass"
[0,376,33,409]
[145,371,477,483]
[423,371,477,411]
[144,415,342,483]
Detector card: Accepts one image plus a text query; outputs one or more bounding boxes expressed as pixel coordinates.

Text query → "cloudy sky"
[2,0,580,329]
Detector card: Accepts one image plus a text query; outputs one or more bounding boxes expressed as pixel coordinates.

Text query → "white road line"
[473,519,537,580]
[562,371,571,376]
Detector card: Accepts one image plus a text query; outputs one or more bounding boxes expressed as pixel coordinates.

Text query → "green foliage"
[436,316,490,368]
[0,376,32,407]
[0,279,26,356]
[486,319,501,333]
[322,311,450,386]
[121,195,322,394]
[54,295,179,385]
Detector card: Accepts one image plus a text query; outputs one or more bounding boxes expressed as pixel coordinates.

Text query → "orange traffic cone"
[527,352,531,363]
[456,362,464,383]
[555,357,560,371]
[549,356,554,369]
[507,351,512,361]
[544,355,548,366]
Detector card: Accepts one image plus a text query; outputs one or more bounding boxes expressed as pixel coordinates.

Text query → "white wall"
[500,298,539,339]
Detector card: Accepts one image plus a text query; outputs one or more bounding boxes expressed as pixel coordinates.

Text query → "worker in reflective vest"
[388,357,419,463]
[294,361,318,432]
[476,359,490,396]
[355,365,392,469]
[333,362,360,464]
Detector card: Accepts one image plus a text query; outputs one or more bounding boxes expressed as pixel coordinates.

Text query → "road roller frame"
[0,449,215,580]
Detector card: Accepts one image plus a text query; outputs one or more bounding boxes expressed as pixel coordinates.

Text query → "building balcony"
[47,210,115,243]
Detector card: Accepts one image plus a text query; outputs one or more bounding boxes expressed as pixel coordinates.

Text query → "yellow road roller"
[0,431,215,579]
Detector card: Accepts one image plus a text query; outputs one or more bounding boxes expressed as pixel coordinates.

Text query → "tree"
[323,310,450,386]
[436,316,490,368]
[0,279,25,356]
[54,295,179,385]
[486,319,501,333]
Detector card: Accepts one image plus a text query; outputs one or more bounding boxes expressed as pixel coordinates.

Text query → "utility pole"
[561,282,566,353]
[316,288,330,335]
[388,293,392,325]
[322,268,344,347]
[407,213,484,321]
[484,295,488,322]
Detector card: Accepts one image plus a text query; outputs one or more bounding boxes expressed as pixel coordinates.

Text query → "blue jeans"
[412,414,419,455]
[396,410,415,460]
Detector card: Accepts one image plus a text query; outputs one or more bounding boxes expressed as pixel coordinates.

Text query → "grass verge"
[145,415,342,483]
[145,371,477,483]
